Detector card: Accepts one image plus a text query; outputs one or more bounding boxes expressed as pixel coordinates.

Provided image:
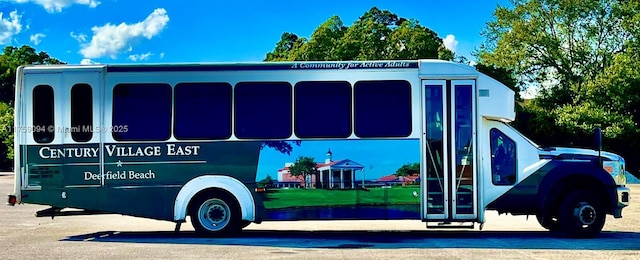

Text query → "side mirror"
[593,127,602,167]
[593,127,602,151]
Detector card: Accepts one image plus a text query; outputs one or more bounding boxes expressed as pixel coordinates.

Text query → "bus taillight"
[7,195,16,206]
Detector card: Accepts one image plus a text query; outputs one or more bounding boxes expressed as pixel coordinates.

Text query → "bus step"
[426,222,475,229]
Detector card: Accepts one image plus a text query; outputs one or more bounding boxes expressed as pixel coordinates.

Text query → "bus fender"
[537,161,617,215]
[174,175,255,222]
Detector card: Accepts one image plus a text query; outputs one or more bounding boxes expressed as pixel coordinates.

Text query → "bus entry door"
[421,80,477,221]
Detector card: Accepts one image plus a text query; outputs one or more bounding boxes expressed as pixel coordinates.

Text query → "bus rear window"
[33,85,54,143]
[235,82,292,139]
[294,81,352,138]
[354,80,412,137]
[174,82,232,140]
[112,84,172,141]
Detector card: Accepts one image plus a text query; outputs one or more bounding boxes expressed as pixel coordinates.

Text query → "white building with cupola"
[276,149,365,189]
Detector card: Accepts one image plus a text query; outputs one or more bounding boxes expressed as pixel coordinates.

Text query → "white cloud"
[70,31,87,42]
[0,11,22,44]
[128,52,152,62]
[443,34,458,53]
[79,8,169,59]
[159,52,165,59]
[80,58,98,64]
[11,0,100,13]
[30,33,46,45]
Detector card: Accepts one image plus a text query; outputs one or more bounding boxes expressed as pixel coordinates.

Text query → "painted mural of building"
[276,150,365,189]
[376,174,420,186]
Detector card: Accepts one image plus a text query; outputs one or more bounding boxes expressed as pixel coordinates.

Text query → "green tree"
[575,43,640,173]
[258,175,275,188]
[478,0,632,109]
[264,32,307,61]
[479,0,640,175]
[296,15,346,61]
[265,7,453,61]
[288,156,317,188]
[395,162,420,177]
[260,141,301,155]
[0,102,13,169]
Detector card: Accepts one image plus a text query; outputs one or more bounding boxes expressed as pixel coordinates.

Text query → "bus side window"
[33,85,55,143]
[174,82,232,140]
[235,82,292,139]
[354,80,412,138]
[490,128,516,185]
[294,81,352,138]
[71,84,93,142]
[112,84,172,141]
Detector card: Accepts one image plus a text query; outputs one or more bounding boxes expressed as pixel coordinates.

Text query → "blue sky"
[0,0,511,65]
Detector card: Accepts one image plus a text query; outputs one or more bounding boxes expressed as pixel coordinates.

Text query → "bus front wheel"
[189,193,241,236]
[536,213,560,231]
[557,189,606,238]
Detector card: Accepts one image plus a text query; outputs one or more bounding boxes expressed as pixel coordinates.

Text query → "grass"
[261,186,421,209]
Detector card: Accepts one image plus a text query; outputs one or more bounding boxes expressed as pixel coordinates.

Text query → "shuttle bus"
[7,60,630,237]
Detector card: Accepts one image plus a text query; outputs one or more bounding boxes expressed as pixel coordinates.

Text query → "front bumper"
[613,186,630,218]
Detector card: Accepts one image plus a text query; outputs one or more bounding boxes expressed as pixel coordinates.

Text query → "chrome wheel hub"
[574,202,596,226]
[198,198,230,231]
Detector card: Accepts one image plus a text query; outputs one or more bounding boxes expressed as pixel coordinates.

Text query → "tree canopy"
[265,7,453,62]
[478,0,632,109]
[395,162,420,177]
[479,0,640,174]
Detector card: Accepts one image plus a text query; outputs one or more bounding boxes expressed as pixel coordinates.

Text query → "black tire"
[536,213,560,232]
[189,193,241,237]
[557,189,606,238]
[240,220,251,229]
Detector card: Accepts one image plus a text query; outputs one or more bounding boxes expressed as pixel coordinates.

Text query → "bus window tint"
[112,84,172,141]
[174,83,232,140]
[71,84,93,142]
[235,82,292,139]
[490,128,517,185]
[294,81,351,138]
[354,80,412,137]
[32,85,55,143]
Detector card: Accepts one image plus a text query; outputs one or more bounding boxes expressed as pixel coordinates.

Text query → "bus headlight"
[603,160,626,186]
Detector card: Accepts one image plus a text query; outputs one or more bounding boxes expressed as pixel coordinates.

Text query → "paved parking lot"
[1,172,639,259]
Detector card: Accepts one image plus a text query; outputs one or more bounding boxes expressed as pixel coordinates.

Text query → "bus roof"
[20,59,480,76]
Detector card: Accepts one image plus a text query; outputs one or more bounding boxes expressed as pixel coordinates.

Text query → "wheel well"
[187,188,241,217]
[544,174,609,217]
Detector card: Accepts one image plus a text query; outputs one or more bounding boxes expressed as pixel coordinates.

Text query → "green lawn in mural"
[261,186,421,209]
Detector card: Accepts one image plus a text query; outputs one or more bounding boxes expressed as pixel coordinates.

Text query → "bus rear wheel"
[189,193,241,236]
[557,189,605,238]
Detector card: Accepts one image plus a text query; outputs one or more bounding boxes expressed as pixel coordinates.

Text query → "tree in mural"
[288,156,318,188]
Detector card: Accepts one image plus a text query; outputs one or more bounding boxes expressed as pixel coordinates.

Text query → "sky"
[0,0,512,65]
